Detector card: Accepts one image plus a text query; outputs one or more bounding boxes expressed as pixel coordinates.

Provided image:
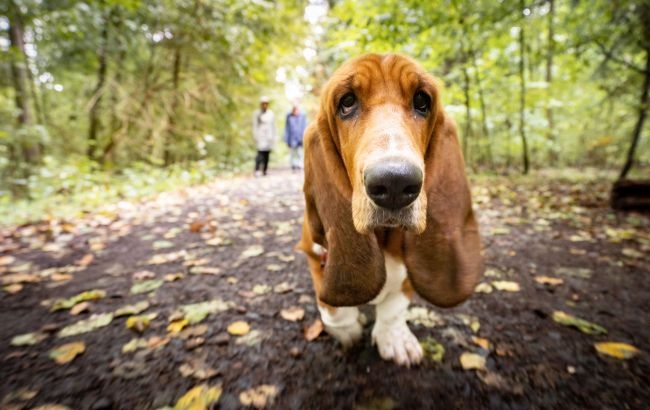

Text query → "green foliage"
[321,0,650,172]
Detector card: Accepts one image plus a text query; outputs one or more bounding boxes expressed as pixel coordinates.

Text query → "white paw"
[319,306,364,348]
[372,321,423,367]
[325,320,363,348]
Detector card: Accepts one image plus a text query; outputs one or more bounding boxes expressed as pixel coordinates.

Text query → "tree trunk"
[165,46,182,165]
[88,6,110,160]
[518,1,530,175]
[461,65,472,164]
[617,5,650,181]
[471,49,492,168]
[546,0,556,164]
[6,2,38,198]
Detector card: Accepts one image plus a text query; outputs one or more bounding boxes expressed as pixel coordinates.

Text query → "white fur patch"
[371,253,423,366]
[318,305,363,348]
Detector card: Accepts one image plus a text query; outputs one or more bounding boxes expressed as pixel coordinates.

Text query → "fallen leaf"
[168,318,190,334]
[57,313,114,338]
[236,329,268,347]
[491,281,520,292]
[280,307,305,322]
[239,384,279,409]
[130,279,164,295]
[11,332,48,346]
[474,282,493,294]
[4,283,23,294]
[240,245,264,259]
[252,284,272,295]
[70,302,90,316]
[1,272,41,285]
[303,319,324,341]
[153,240,174,250]
[173,384,222,410]
[32,405,71,410]
[594,342,640,359]
[534,276,564,286]
[406,307,445,328]
[459,352,486,370]
[0,255,16,265]
[48,341,85,364]
[420,337,445,362]
[471,336,491,350]
[147,335,170,349]
[164,272,185,282]
[181,299,233,324]
[51,273,73,282]
[179,359,219,380]
[552,311,607,335]
[126,313,158,333]
[76,254,94,266]
[491,227,510,235]
[114,301,150,317]
[190,266,221,275]
[554,267,593,279]
[273,282,293,294]
[146,250,186,265]
[132,270,156,281]
[122,338,148,354]
[51,289,107,312]
[227,321,251,336]
[622,248,643,259]
[189,221,204,233]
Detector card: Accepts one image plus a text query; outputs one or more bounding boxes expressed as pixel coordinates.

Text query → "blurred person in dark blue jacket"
[284,104,307,171]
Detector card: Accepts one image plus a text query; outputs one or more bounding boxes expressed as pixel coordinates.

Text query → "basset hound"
[297,53,483,366]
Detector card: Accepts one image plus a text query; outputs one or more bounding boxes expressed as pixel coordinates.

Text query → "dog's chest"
[369,252,407,305]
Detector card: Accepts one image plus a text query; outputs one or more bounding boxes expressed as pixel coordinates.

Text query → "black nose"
[364,161,423,210]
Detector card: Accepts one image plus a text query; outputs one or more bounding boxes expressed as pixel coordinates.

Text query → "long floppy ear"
[404,112,483,307]
[301,119,386,307]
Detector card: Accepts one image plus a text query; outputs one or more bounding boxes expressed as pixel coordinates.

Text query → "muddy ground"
[1,169,648,409]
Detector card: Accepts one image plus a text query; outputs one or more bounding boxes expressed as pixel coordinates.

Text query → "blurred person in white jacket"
[252,96,276,176]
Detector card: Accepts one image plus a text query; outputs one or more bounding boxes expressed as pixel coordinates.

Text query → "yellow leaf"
[173,384,222,410]
[472,336,491,350]
[552,311,607,335]
[491,281,520,292]
[474,282,493,294]
[459,352,486,371]
[534,276,564,286]
[168,318,190,334]
[227,321,251,336]
[594,342,640,360]
[126,313,158,333]
[49,341,85,364]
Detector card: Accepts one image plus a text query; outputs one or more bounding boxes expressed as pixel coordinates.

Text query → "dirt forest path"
[1,169,649,409]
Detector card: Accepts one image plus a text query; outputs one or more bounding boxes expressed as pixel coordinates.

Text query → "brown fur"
[297,53,483,308]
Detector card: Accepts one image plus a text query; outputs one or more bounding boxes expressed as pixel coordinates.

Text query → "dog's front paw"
[325,320,363,348]
[319,306,364,348]
[372,321,423,367]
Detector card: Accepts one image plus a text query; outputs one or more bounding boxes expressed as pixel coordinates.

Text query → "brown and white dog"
[297,53,483,366]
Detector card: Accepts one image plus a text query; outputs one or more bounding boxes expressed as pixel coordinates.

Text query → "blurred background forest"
[1,0,649,223]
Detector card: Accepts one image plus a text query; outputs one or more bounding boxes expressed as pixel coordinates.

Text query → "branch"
[595,41,648,75]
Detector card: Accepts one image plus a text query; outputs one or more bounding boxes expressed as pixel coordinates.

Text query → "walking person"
[252,96,276,176]
[284,104,307,170]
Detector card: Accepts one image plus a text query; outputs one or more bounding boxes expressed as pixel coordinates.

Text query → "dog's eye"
[413,91,431,116]
[338,93,357,118]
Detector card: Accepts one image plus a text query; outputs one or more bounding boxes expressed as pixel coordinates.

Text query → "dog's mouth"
[351,190,427,234]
